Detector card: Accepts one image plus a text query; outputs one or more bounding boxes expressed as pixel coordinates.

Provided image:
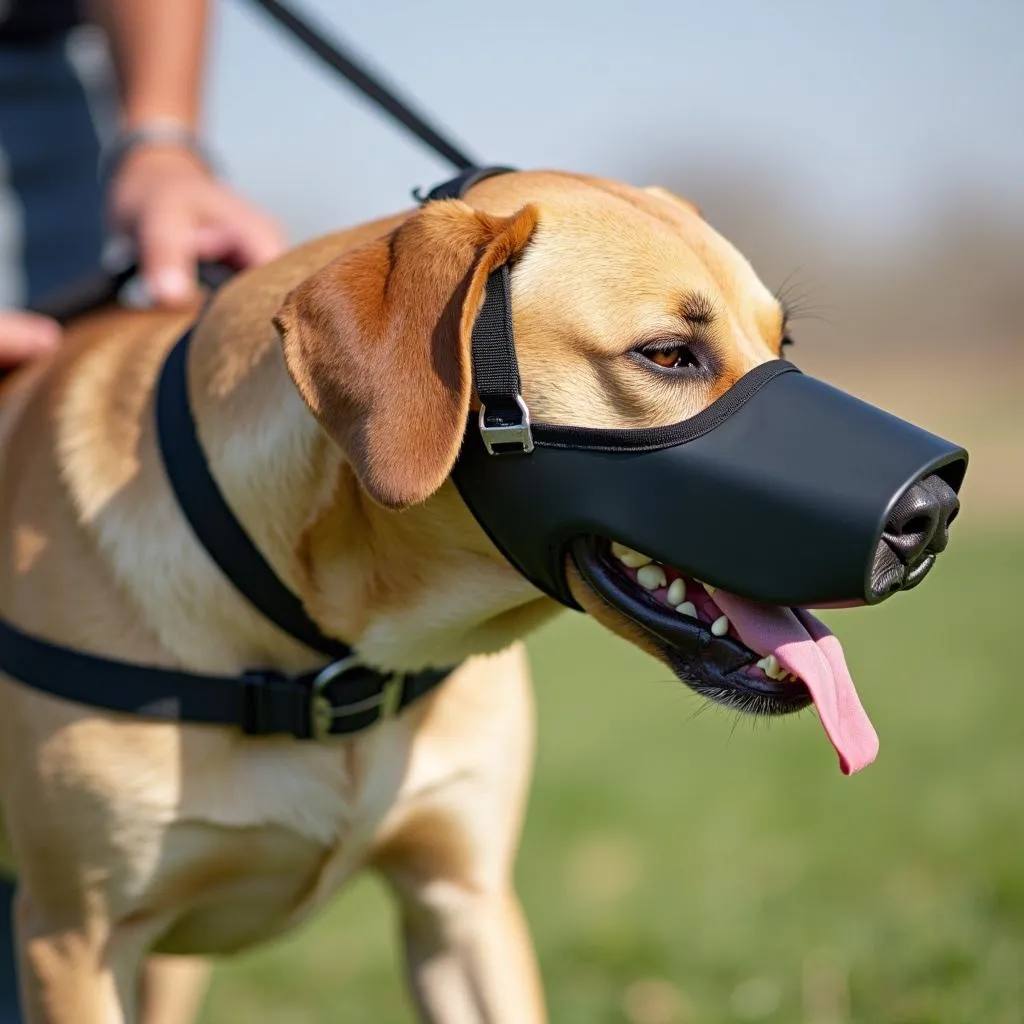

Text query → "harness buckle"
[309,657,404,740]
[478,395,534,455]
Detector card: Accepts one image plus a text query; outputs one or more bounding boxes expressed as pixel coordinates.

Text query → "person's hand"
[0,310,61,367]
[108,147,287,307]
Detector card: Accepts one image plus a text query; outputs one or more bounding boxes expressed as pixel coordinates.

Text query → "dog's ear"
[274,201,538,509]
[642,185,704,220]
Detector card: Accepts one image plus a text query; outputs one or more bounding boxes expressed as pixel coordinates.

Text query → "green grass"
[199,530,1024,1024]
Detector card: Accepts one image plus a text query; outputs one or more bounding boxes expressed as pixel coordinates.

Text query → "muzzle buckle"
[478,395,534,456]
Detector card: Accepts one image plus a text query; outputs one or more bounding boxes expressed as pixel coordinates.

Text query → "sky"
[205,0,1024,245]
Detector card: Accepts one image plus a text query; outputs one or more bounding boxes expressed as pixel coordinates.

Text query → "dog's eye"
[637,343,700,370]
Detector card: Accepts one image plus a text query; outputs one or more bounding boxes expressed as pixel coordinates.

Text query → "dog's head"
[273,171,959,773]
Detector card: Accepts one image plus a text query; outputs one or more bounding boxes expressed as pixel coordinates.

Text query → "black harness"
[0,10,509,741]
[0,158,526,738]
[0,315,454,740]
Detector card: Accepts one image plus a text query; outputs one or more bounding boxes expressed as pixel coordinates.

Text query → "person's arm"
[97,0,208,133]
[96,0,286,306]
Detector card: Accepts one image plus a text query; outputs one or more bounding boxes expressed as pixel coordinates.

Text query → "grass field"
[198,528,1023,1024]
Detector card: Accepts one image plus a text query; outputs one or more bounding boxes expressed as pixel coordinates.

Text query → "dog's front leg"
[137,955,210,1024]
[15,886,153,1024]
[372,646,546,1024]
[395,881,545,1024]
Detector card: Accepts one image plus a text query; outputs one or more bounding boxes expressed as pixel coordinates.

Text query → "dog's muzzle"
[450,268,968,611]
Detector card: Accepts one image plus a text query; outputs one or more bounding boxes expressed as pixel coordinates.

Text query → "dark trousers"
[0,26,116,1019]
[0,28,112,306]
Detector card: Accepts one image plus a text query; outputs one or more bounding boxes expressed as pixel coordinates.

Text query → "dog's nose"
[884,473,960,563]
[870,473,960,598]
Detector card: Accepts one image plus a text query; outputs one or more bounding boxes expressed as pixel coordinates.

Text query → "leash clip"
[310,656,403,740]
[479,395,534,456]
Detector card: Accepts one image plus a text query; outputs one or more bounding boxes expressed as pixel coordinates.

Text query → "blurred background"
[191,1,1022,1021]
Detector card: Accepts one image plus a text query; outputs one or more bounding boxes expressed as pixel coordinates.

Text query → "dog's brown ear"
[274,201,538,509]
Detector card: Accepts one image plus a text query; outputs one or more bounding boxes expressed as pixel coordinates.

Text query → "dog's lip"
[569,536,812,716]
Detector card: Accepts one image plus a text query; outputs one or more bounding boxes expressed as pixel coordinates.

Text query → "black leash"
[244,0,478,171]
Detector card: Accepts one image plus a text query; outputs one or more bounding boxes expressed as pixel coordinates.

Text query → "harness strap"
[0,616,448,739]
[156,328,349,659]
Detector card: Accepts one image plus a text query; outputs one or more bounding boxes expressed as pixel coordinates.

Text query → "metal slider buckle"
[309,656,403,740]
[478,395,534,455]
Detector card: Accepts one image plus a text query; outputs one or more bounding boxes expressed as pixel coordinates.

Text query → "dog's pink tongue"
[710,590,879,775]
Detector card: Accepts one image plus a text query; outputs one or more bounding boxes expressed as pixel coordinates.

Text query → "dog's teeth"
[636,564,667,590]
[763,654,783,679]
[666,579,686,605]
[710,614,729,637]
[702,582,717,596]
[611,542,653,568]
[756,657,771,672]
[675,600,697,618]
[622,553,653,568]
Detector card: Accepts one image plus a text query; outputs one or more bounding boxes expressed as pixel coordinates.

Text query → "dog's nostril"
[883,473,961,565]
[899,514,933,538]
[884,489,937,567]
[922,473,960,555]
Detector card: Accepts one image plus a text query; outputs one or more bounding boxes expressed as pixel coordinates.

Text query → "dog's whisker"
[725,709,745,749]
[684,694,718,724]
[776,273,835,332]
[774,265,809,303]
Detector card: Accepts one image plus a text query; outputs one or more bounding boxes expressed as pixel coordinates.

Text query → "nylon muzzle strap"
[473,265,535,455]
[413,165,533,454]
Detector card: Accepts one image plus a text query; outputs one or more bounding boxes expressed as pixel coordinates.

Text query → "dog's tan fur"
[0,171,786,1022]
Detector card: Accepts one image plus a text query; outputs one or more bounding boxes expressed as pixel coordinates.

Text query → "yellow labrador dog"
[0,170,840,1023]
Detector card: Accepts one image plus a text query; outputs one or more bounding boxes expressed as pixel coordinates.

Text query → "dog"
[0,170,857,1023]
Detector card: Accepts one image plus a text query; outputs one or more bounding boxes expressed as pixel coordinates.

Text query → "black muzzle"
[451,267,967,611]
[421,166,967,612]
